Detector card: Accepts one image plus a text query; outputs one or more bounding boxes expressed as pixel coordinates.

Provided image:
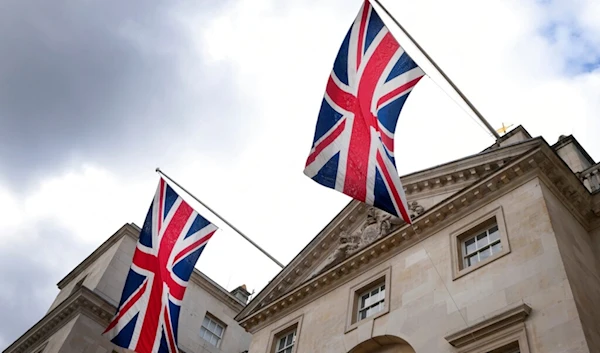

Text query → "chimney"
[230,284,251,304]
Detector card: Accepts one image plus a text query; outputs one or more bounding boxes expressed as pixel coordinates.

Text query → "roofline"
[237,198,356,317]
[57,223,140,289]
[56,223,247,310]
[400,133,540,180]
[551,134,596,165]
[481,125,533,153]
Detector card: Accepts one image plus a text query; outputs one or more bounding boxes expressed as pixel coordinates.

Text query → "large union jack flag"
[303,0,424,224]
[103,177,217,353]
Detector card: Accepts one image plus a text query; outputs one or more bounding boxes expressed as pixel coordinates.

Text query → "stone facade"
[236,126,600,353]
[3,224,252,353]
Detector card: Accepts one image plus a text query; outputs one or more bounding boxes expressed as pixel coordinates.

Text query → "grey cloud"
[0,0,246,189]
[0,221,90,350]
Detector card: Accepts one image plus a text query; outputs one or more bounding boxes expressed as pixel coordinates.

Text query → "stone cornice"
[56,223,246,312]
[552,134,596,165]
[237,142,598,332]
[401,138,540,197]
[444,303,532,348]
[3,287,116,353]
[57,223,140,289]
[190,270,246,312]
[236,139,543,322]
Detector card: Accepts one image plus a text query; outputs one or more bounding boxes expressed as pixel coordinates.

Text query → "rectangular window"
[345,267,391,332]
[488,341,521,353]
[450,207,511,280]
[267,315,303,353]
[200,314,225,347]
[462,223,501,269]
[274,329,296,353]
[357,282,385,321]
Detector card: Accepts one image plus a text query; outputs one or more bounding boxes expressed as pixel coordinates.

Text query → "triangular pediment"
[236,136,542,321]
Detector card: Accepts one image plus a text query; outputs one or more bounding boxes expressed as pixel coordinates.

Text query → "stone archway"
[347,335,416,353]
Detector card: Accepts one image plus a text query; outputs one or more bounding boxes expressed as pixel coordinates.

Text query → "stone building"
[3,223,252,353]
[235,126,600,353]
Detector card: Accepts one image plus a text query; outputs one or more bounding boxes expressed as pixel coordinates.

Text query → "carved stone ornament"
[408,201,425,219]
[310,207,404,277]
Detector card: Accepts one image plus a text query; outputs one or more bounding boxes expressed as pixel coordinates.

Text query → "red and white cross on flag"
[303,0,424,224]
[103,177,217,353]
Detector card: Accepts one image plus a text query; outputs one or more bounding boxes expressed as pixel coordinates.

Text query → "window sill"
[344,305,390,334]
[453,248,511,280]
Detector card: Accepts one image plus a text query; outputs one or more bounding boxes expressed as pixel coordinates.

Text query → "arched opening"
[347,335,416,353]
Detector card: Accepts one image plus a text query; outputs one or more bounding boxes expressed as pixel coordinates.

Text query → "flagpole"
[156,168,285,269]
[370,0,501,140]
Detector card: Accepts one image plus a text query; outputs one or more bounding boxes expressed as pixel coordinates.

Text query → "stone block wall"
[542,184,600,352]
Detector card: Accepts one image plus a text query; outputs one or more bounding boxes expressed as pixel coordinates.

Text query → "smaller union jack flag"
[303,0,424,224]
[103,177,217,353]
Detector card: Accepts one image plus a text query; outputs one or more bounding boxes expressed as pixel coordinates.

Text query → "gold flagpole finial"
[496,123,514,135]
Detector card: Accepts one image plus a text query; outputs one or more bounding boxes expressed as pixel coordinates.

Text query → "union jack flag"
[304,0,424,224]
[103,177,217,353]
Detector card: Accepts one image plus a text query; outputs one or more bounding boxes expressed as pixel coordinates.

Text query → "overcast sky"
[1,0,599,349]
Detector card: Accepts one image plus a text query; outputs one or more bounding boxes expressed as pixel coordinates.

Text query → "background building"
[235,126,600,353]
[3,223,252,353]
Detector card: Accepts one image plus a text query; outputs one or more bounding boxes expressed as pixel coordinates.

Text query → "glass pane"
[200,327,207,339]
[467,254,479,267]
[488,226,500,242]
[465,238,476,254]
[360,293,369,308]
[491,242,502,254]
[378,288,385,301]
[208,320,216,331]
[373,304,382,315]
[285,347,293,353]
[210,335,218,346]
[286,333,294,346]
[278,337,286,350]
[359,309,367,320]
[203,316,210,327]
[479,247,491,261]
[215,324,223,337]
[476,232,489,247]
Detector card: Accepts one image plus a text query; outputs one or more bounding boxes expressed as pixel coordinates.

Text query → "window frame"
[200,313,226,348]
[274,328,296,353]
[356,282,386,322]
[450,207,510,280]
[345,267,391,333]
[461,222,502,269]
[265,315,304,353]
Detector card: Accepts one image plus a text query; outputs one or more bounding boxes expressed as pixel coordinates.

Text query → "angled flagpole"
[370,0,501,140]
[156,168,285,269]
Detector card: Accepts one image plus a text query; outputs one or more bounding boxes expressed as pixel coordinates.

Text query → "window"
[488,342,520,353]
[274,329,296,353]
[461,223,501,269]
[266,316,303,353]
[450,207,510,280]
[345,267,391,332]
[200,314,225,347]
[357,282,385,321]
